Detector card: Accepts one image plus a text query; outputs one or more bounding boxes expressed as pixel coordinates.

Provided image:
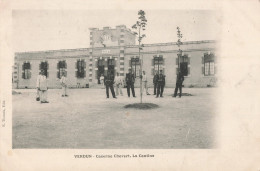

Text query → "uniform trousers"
[115,84,123,96]
[153,83,157,95]
[173,83,182,97]
[40,90,48,102]
[142,81,149,94]
[62,86,68,96]
[126,84,135,97]
[106,84,116,98]
[156,83,164,97]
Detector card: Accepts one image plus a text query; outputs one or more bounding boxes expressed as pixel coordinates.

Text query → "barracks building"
[12,25,217,89]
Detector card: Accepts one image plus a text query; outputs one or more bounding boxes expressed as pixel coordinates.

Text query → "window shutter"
[162,58,165,65]
[75,61,78,69]
[39,63,41,70]
[188,57,190,65]
[75,71,78,78]
[57,71,60,78]
[64,61,67,69]
[22,72,25,79]
[57,62,59,69]
[202,56,204,64]
[28,63,31,69]
[129,59,132,68]
[96,59,98,68]
[83,60,86,68]
[188,67,190,75]
[65,71,67,77]
[22,63,25,70]
[47,62,49,70]
[84,70,86,77]
[28,71,31,79]
[47,72,49,78]
[176,58,179,65]
[202,66,204,75]
[95,70,98,79]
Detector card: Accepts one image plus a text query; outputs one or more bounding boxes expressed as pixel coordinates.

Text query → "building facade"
[13,25,218,89]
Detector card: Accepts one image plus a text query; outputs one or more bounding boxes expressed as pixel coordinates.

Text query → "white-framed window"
[153,55,164,75]
[203,52,215,76]
[39,61,49,77]
[180,54,189,76]
[130,57,140,78]
[75,59,86,78]
[57,60,67,79]
[22,62,31,79]
[176,54,190,76]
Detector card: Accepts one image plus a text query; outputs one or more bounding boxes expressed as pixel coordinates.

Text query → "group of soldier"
[36,69,69,103]
[35,68,184,103]
[104,68,184,99]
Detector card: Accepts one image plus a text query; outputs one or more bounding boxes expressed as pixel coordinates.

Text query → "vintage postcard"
[1,0,260,170]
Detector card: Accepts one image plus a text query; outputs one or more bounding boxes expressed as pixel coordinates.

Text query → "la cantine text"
[74,154,154,158]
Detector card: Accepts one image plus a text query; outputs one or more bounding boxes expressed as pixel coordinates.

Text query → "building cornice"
[15,40,216,56]
[125,48,216,56]
[125,40,216,48]
[16,55,89,61]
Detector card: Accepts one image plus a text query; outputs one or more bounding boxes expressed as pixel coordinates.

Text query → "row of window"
[129,53,215,77]
[22,60,86,79]
[21,53,215,79]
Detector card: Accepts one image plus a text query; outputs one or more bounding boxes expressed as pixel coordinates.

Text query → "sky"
[12,10,221,52]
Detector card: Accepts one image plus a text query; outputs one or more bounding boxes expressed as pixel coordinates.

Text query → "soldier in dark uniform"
[153,71,159,95]
[125,69,136,97]
[104,70,116,99]
[173,70,184,98]
[156,70,165,98]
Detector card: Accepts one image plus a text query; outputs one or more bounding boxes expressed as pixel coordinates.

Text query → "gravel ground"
[12,88,217,149]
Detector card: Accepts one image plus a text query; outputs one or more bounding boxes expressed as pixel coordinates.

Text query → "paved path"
[13,88,217,149]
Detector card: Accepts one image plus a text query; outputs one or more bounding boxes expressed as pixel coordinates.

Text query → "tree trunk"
[139,27,143,104]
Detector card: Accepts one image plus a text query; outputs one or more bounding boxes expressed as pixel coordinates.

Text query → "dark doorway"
[108,59,115,76]
[98,60,105,84]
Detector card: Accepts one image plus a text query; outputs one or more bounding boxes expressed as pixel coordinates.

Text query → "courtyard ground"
[12,87,217,149]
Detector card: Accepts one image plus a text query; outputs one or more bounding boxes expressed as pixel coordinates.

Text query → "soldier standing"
[114,72,124,96]
[142,71,150,95]
[125,69,136,98]
[173,70,184,98]
[156,70,165,98]
[104,70,116,99]
[36,69,49,103]
[153,71,159,95]
[60,72,68,97]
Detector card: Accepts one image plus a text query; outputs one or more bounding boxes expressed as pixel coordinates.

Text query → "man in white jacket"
[60,72,68,97]
[36,69,49,103]
[142,71,150,95]
[114,72,124,96]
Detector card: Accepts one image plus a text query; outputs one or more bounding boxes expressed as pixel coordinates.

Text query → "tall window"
[22,62,31,79]
[203,53,215,76]
[39,61,49,77]
[180,54,189,76]
[97,59,105,84]
[153,56,163,74]
[57,60,67,79]
[76,59,86,78]
[130,57,140,78]
[108,59,115,76]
